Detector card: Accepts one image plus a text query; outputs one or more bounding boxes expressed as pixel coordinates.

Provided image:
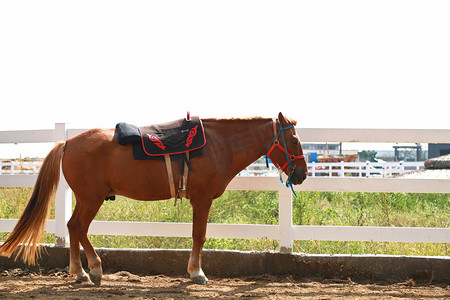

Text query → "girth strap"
[164,155,176,199]
[178,152,190,201]
[164,153,190,204]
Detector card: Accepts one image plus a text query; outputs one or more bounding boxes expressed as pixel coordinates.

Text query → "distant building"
[428,143,450,159]
[302,143,340,155]
[302,143,358,162]
[301,143,340,162]
[393,144,423,162]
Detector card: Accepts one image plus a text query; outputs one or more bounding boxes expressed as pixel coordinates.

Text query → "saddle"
[116,115,206,201]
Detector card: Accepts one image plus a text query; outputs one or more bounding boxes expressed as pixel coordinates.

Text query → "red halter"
[267,140,305,171]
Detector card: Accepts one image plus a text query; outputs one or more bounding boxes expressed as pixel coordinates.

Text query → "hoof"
[191,275,208,285]
[190,270,208,285]
[89,273,102,286]
[89,268,103,286]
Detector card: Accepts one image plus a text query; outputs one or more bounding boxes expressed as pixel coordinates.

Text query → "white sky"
[1,1,449,157]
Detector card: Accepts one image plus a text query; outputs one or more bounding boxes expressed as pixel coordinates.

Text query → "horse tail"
[0,141,66,265]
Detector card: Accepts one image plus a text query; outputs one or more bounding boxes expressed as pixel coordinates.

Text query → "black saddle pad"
[116,116,206,160]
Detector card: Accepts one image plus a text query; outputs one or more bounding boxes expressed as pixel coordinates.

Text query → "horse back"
[63,128,193,201]
[61,120,259,202]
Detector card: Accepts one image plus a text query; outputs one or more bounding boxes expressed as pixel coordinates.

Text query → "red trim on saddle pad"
[147,134,166,150]
[185,125,198,148]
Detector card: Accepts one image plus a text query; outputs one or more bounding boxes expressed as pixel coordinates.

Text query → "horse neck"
[205,118,274,178]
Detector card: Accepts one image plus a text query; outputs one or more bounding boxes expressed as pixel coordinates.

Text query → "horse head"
[267,112,308,186]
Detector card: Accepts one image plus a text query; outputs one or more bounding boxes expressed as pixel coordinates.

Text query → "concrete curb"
[1,246,448,281]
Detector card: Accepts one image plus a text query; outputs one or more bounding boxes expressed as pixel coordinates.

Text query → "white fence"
[0,124,449,252]
[0,161,41,175]
[0,160,424,179]
[241,160,424,178]
[308,161,423,178]
[1,160,423,178]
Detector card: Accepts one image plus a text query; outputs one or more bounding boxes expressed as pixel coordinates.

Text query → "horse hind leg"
[67,203,89,283]
[67,195,105,285]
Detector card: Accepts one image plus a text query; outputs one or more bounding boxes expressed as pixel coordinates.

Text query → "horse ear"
[278,112,289,126]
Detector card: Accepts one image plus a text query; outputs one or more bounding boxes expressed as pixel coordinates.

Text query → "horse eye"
[291,140,298,145]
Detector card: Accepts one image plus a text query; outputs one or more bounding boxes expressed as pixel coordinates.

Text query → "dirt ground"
[0,268,449,299]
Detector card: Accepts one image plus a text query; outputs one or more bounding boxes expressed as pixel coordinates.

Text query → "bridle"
[265,119,305,196]
[266,119,305,172]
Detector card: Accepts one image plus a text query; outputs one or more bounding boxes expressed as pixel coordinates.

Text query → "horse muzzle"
[289,168,307,185]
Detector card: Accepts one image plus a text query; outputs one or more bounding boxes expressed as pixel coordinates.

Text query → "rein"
[265,120,305,197]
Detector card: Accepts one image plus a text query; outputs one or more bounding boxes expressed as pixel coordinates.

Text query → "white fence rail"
[1,160,424,178]
[0,124,449,252]
[0,162,41,175]
[241,161,424,178]
[308,161,423,178]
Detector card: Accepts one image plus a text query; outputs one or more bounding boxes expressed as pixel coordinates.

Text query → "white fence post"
[54,123,72,247]
[278,186,293,252]
[365,161,370,178]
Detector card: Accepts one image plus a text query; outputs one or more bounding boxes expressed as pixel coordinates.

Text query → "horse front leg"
[188,197,213,284]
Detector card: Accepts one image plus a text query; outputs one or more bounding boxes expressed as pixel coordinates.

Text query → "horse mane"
[202,116,297,126]
[202,117,268,122]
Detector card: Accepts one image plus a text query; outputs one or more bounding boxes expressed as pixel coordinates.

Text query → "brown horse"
[0,112,307,285]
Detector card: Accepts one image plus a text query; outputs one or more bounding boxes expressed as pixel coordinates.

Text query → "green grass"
[0,188,448,256]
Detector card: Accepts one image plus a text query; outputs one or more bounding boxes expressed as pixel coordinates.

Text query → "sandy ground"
[0,268,449,299]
